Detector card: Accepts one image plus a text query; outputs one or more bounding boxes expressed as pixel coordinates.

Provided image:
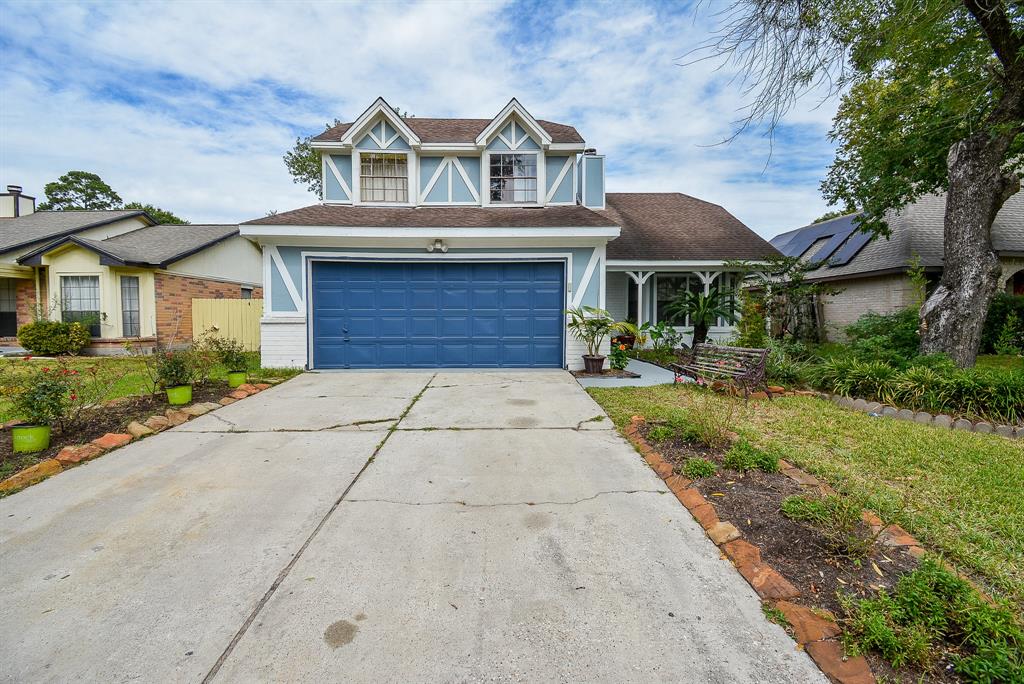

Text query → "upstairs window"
[489,153,537,203]
[360,153,408,203]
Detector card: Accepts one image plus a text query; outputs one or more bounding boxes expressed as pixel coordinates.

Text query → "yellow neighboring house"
[0,184,262,353]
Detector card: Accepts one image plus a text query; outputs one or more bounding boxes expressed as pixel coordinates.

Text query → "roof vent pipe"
[583,148,597,156]
[7,185,22,195]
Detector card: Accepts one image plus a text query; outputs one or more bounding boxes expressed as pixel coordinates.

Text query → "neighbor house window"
[0,278,17,337]
[360,153,408,203]
[61,275,100,336]
[120,276,140,338]
[489,153,537,203]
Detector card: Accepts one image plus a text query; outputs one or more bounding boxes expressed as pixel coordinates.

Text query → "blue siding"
[517,135,540,151]
[271,259,297,312]
[486,137,511,151]
[324,154,351,202]
[425,166,450,203]
[457,157,480,193]
[545,155,575,203]
[583,156,605,208]
[420,157,443,193]
[387,136,411,151]
[311,261,564,368]
[451,166,475,202]
[355,133,381,150]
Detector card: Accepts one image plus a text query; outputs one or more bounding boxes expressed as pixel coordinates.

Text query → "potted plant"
[210,337,249,388]
[156,350,194,405]
[565,306,626,373]
[5,365,70,453]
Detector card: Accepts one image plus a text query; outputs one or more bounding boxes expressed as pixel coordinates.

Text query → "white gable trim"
[268,245,302,310]
[475,98,552,147]
[324,154,352,199]
[545,155,574,203]
[340,96,421,147]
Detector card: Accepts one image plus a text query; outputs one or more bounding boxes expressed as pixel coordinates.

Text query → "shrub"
[609,343,629,371]
[682,391,737,449]
[994,311,1023,355]
[2,365,70,426]
[723,439,779,473]
[156,350,194,388]
[844,309,921,367]
[683,457,717,479]
[735,290,768,348]
[981,293,1024,354]
[765,341,807,386]
[17,320,91,355]
[206,336,248,372]
[841,558,1024,681]
[781,494,874,558]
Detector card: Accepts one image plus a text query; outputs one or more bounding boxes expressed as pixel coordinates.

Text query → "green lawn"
[589,384,1024,610]
[0,353,302,422]
[976,354,1024,371]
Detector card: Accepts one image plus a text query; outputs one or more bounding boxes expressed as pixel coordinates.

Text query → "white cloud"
[0,0,840,235]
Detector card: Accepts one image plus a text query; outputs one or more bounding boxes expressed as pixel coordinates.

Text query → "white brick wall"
[261,317,307,368]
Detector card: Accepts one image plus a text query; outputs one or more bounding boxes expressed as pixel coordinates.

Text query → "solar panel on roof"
[776,214,859,260]
[829,229,874,266]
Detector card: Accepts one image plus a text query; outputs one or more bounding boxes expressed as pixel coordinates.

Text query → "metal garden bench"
[669,343,772,401]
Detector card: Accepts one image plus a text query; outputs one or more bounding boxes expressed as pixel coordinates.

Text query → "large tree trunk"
[919,134,1018,367]
[924,0,1024,366]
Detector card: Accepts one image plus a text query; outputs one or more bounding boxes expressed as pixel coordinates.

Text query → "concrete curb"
[624,415,879,683]
[819,392,1021,439]
[0,381,279,495]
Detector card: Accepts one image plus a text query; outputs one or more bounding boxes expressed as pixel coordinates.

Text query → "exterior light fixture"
[426,239,448,253]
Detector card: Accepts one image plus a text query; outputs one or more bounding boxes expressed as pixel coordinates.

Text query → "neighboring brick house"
[0,186,262,352]
[771,192,1024,341]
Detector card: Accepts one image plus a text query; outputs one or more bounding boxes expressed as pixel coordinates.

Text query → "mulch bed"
[639,421,961,684]
[571,368,642,379]
[0,381,230,470]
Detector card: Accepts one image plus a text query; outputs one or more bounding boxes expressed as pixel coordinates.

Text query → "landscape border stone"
[0,379,276,495]
[815,393,1020,439]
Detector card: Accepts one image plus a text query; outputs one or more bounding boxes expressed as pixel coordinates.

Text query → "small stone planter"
[11,425,51,453]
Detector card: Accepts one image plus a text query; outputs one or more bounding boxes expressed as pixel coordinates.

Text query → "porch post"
[626,271,655,325]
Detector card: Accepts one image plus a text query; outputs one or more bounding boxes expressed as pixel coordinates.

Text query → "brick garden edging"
[819,392,1022,439]
[0,381,278,495]
[619,415,943,684]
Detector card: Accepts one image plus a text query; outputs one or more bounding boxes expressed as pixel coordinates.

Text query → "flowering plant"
[156,350,194,388]
[0,358,127,429]
[609,343,629,371]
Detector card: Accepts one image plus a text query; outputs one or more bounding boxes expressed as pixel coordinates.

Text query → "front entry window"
[61,275,101,336]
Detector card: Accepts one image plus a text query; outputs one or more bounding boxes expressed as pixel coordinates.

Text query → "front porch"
[605,264,743,347]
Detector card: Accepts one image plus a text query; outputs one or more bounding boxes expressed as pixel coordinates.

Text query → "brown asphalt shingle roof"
[600,193,780,261]
[244,204,617,228]
[312,118,584,144]
[0,210,152,254]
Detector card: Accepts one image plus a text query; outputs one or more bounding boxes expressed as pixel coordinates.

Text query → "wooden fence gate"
[191,299,263,351]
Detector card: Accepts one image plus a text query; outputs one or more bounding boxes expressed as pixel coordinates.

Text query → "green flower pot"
[166,384,193,406]
[12,425,51,453]
[227,371,247,388]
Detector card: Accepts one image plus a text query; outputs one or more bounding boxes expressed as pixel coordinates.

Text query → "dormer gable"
[339,96,420,148]
[475,98,552,149]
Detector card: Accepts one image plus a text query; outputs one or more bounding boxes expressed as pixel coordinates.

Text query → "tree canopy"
[283,119,342,198]
[37,171,188,224]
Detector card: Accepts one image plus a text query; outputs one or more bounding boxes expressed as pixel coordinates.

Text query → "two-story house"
[242,98,778,370]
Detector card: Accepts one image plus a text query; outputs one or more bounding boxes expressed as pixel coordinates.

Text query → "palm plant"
[664,287,736,346]
[565,306,627,371]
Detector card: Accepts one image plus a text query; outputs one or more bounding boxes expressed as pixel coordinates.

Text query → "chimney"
[1,184,36,218]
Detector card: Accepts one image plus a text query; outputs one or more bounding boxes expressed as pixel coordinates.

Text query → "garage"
[310,260,565,369]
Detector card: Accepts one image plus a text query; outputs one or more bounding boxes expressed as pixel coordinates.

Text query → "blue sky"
[0,0,840,237]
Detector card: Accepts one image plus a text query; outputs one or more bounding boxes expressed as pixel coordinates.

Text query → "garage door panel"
[311,261,564,368]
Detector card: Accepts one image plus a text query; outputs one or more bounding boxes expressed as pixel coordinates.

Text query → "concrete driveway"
[0,371,823,683]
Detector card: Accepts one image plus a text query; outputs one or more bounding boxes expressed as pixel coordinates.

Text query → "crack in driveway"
[343,489,666,509]
[201,374,435,683]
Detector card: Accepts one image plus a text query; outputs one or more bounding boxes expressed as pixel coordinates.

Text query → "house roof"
[243,204,617,228]
[312,117,584,145]
[772,192,1024,281]
[599,193,780,262]
[0,210,153,254]
[17,224,240,268]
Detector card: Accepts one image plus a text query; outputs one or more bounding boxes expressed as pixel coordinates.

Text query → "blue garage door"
[311,261,565,369]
